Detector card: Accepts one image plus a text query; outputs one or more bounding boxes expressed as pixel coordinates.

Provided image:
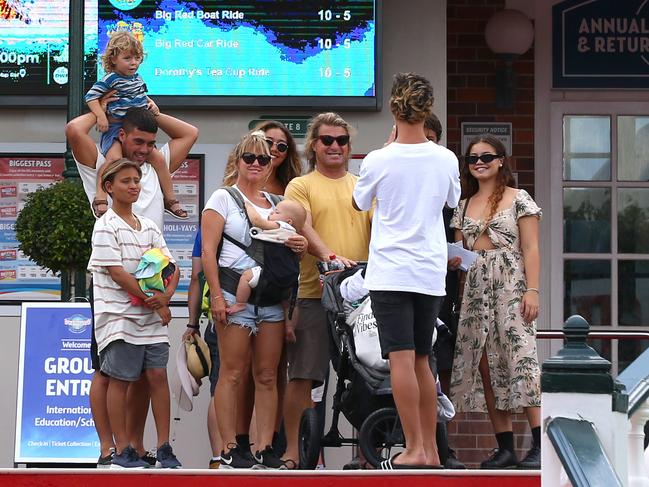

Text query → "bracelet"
[212,295,225,301]
[525,288,539,294]
[186,324,200,330]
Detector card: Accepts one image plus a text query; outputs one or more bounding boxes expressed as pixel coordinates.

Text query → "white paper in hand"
[447,241,479,271]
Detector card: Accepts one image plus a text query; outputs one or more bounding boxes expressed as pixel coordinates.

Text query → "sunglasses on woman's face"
[265,139,289,153]
[241,152,272,166]
[318,135,350,147]
[465,153,502,165]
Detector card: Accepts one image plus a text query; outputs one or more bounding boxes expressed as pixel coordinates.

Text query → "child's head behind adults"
[269,200,306,232]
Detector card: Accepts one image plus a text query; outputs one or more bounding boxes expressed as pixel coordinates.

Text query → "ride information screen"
[0,0,377,101]
[0,0,98,96]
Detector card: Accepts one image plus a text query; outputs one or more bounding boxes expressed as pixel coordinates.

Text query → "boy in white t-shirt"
[227,199,306,314]
[88,158,181,469]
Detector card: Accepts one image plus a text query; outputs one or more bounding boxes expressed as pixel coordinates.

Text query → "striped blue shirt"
[85,72,148,119]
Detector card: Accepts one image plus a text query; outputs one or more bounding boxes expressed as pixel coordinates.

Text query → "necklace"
[129,215,141,231]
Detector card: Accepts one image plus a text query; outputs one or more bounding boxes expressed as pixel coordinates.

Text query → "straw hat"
[185,334,211,381]
[172,338,200,412]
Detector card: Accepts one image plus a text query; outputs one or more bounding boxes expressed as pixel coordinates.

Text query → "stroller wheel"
[298,407,321,469]
[359,407,405,468]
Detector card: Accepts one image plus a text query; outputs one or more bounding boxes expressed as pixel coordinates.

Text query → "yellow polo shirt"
[285,170,371,299]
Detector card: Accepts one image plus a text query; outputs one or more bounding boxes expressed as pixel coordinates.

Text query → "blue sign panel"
[553,0,649,88]
[15,303,98,463]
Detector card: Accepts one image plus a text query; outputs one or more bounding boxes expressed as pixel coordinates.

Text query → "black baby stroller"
[297,263,450,469]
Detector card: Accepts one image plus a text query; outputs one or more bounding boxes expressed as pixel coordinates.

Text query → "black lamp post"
[62,0,86,300]
[63,0,84,180]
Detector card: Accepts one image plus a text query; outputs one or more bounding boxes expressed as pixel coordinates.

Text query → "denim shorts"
[100,122,122,156]
[222,288,284,334]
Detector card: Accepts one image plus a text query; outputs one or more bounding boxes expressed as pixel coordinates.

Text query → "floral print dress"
[449,189,542,412]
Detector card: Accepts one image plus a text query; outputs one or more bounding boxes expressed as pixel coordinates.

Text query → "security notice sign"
[15,303,97,465]
[461,123,512,156]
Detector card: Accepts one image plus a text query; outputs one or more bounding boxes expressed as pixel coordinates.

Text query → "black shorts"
[203,321,220,396]
[434,297,459,372]
[370,291,443,359]
[89,279,102,373]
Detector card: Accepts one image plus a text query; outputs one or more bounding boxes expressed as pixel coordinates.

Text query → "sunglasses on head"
[318,135,350,147]
[241,152,272,166]
[465,153,503,165]
[265,138,289,153]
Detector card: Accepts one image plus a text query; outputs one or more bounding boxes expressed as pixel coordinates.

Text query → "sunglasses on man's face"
[241,152,272,166]
[265,138,289,153]
[318,135,350,147]
[465,153,503,165]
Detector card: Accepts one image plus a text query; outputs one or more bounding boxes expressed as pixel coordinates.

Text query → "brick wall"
[446,0,535,198]
[445,0,536,468]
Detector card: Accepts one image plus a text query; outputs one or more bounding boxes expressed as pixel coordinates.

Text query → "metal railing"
[547,417,623,487]
[538,330,649,341]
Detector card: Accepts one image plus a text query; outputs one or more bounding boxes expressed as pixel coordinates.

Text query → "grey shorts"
[100,340,169,382]
[286,298,330,387]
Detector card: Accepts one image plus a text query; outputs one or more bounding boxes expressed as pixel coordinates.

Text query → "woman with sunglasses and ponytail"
[222,121,303,461]
[224,120,302,194]
[449,134,542,470]
[202,132,307,469]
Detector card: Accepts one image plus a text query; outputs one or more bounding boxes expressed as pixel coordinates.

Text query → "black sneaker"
[480,448,518,469]
[220,444,256,469]
[342,456,362,470]
[518,446,541,469]
[444,448,466,469]
[97,448,114,469]
[140,449,157,467]
[253,445,286,469]
[156,442,182,469]
[111,446,149,469]
[236,435,256,464]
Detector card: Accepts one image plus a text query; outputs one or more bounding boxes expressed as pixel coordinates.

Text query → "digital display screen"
[0,0,378,107]
[0,0,98,96]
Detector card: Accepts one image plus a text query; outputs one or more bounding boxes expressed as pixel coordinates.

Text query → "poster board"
[0,155,64,302]
[14,303,97,465]
[165,154,203,303]
[0,153,203,304]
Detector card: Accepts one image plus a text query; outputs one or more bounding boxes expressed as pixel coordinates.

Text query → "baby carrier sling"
[208,186,300,317]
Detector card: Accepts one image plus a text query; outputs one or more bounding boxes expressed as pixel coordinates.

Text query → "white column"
[629,401,649,487]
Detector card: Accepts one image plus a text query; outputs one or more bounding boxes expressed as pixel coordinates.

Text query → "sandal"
[282,458,298,470]
[91,198,108,219]
[164,199,189,220]
[379,453,436,470]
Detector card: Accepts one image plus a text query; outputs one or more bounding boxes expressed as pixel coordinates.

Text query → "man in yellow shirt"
[283,112,372,467]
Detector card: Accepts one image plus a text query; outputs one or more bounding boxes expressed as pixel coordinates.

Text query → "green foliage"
[15,180,94,275]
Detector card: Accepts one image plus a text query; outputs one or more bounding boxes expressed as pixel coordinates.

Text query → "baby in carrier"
[227,199,306,315]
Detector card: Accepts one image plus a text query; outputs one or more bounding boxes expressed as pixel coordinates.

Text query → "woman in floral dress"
[450,134,541,470]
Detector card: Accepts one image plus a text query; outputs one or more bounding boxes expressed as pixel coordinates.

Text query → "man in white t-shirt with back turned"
[353,72,461,469]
